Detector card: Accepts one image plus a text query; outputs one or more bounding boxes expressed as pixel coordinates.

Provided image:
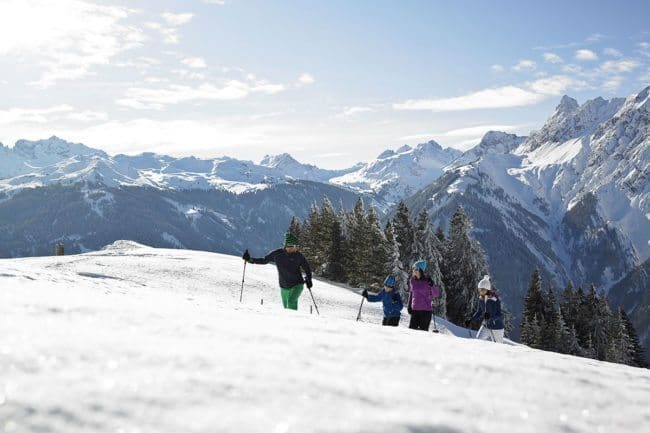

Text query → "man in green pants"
[242,232,313,310]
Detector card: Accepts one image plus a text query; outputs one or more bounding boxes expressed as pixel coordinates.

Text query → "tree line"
[521,268,646,368]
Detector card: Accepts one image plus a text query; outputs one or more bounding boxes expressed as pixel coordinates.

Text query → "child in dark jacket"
[362,275,403,326]
[466,275,504,343]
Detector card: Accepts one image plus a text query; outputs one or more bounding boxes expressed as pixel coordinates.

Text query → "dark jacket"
[471,291,504,330]
[367,289,403,318]
[249,248,312,289]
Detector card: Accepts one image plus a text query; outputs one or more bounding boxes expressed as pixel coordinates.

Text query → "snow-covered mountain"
[330,140,462,203]
[0,137,459,207]
[2,241,648,433]
[407,86,649,341]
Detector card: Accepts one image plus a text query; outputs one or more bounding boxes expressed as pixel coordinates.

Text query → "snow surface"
[1,241,649,433]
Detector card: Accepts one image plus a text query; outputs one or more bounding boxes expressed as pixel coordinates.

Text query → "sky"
[0,0,648,168]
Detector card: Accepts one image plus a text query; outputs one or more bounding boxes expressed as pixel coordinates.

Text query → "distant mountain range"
[0,86,647,352]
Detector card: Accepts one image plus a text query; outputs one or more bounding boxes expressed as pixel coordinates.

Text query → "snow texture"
[1,242,649,433]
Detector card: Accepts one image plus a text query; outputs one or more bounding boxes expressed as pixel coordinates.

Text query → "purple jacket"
[408,275,440,311]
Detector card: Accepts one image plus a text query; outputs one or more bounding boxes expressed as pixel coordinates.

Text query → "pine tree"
[620,309,647,368]
[521,268,544,347]
[592,288,611,361]
[540,286,562,351]
[606,308,628,364]
[435,226,445,243]
[346,197,370,287]
[393,201,415,275]
[392,200,415,302]
[366,206,389,289]
[288,216,301,240]
[324,217,345,281]
[559,323,582,356]
[385,221,408,299]
[521,314,542,349]
[300,203,321,270]
[442,207,488,325]
[413,208,446,318]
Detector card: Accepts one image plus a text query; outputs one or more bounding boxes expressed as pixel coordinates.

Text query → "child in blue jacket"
[362,275,403,326]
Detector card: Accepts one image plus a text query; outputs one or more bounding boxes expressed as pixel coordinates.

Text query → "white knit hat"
[478,275,491,291]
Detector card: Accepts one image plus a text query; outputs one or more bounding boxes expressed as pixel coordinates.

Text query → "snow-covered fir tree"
[442,207,488,325]
[366,206,389,289]
[521,268,545,348]
[384,220,408,300]
[413,208,446,318]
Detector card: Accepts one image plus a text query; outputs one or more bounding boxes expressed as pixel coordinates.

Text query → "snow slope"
[1,242,648,433]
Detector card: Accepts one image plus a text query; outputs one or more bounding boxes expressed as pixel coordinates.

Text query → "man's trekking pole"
[356,295,365,321]
[308,287,320,315]
[239,261,247,302]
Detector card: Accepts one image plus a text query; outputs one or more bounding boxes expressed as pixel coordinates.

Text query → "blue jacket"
[367,289,403,318]
[471,292,504,330]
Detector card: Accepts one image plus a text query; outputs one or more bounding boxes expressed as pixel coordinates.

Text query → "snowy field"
[1,241,649,433]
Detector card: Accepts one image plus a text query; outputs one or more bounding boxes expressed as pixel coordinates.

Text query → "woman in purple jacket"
[407,259,441,331]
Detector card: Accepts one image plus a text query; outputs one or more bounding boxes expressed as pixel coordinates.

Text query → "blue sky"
[0,0,648,168]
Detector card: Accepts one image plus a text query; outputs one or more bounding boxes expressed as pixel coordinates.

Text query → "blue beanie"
[413,259,426,272]
[384,275,396,288]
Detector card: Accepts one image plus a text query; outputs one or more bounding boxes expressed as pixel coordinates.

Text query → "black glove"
[484,312,489,320]
[242,249,251,262]
[407,305,413,315]
[306,278,313,289]
[465,319,471,327]
[361,289,368,298]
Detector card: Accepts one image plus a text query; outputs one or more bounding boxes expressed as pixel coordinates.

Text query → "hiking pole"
[308,287,320,315]
[239,261,247,302]
[356,295,365,321]
[431,298,439,333]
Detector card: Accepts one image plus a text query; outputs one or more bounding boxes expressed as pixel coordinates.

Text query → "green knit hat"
[284,232,299,247]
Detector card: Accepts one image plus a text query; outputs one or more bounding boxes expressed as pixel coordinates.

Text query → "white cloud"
[637,42,650,57]
[602,76,623,92]
[393,86,545,111]
[181,57,207,68]
[161,12,193,26]
[117,80,286,110]
[172,69,206,80]
[543,53,563,63]
[0,0,145,88]
[48,118,284,156]
[393,75,585,112]
[491,64,504,73]
[440,124,520,137]
[600,59,640,73]
[575,49,598,61]
[341,106,374,116]
[66,110,109,122]
[527,75,586,95]
[513,59,537,71]
[585,33,605,43]
[562,64,582,74]
[0,105,74,124]
[203,0,226,4]
[297,73,315,85]
[603,48,622,58]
